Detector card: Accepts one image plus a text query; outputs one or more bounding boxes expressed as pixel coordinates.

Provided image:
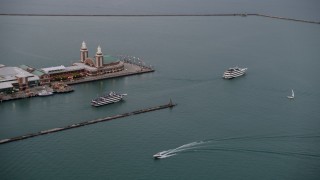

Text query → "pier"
[0,100,177,145]
[66,62,154,85]
[0,61,153,102]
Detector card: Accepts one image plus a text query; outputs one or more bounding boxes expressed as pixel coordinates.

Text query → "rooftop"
[41,65,66,74]
[0,66,36,82]
[0,82,13,89]
[73,63,97,72]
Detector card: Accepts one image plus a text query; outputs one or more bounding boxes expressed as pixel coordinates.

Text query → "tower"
[80,41,88,62]
[95,46,104,68]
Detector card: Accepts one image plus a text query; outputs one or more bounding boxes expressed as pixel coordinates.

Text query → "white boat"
[153,151,168,159]
[287,89,294,99]
[38,90,53,96]
[223,67,248,79]
[91,91,127,107]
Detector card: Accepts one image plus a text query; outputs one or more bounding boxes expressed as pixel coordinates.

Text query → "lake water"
[0,1,320,179]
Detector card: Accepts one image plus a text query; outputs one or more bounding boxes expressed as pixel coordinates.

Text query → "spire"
[81,41,87,49]
[97,45,102,54]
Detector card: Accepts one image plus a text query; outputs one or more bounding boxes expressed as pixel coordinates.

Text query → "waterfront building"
[73,42,124,76]
[80,41,89,62]
[0,41,127,94]
[0,65,40,93]
[41,65,85,82]
[95,46,104,68]
[19,65,50,85]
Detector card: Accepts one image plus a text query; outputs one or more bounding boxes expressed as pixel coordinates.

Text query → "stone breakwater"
[0,13,319,24]
[0,101,176,145]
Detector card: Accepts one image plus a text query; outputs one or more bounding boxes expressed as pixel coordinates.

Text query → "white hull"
[223,67,247,79]
[91,92,126,107]
[38,90,54,96]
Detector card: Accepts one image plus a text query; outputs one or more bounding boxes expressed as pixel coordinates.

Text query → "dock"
[0,100,177,145]
[0,62,152,102]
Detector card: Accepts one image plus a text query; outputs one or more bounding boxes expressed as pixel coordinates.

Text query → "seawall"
[0,101,177,145]
[0,13,319,24]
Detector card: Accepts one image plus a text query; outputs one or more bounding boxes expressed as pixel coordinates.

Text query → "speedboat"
[153,151,168,159]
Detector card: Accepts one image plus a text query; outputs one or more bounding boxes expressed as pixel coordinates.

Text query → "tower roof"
[81,41,87,49]
[96,45,102,54]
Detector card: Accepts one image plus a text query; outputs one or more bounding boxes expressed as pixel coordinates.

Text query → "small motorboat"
[153,151,169,159]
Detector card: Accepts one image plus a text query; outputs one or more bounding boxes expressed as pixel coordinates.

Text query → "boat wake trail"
[153,141,206,159]
[153,133,320,160]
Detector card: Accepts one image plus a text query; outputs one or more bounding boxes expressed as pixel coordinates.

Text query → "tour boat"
[223,67,248,79]
[91,91,127,107]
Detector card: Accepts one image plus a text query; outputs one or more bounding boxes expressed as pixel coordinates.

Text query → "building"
[20,65,50,85]
[0,65,40,93]
[0,41,125,94]
[41,65,85,82]
[73,42,124,76]
[38,42,125,81]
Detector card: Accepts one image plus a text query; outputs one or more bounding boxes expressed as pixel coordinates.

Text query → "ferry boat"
[223,67,248,79]
[91,91,127,107]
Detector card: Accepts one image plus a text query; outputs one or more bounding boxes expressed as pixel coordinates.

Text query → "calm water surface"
[0,2,320,179]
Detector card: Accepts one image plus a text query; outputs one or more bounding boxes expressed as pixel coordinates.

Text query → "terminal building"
[0,65,40,93]
[20,65,50,85]
[38,42,124,81]
[73,42,124,76]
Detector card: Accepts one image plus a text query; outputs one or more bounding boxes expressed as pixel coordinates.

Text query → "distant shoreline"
[0,13,319,24]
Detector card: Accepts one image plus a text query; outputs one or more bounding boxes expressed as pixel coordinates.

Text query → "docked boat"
[91,91,127,107]
[223,67,248,79]
[38,90,54,96]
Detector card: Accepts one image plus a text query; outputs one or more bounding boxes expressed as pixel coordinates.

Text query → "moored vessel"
[91,91,127,107]
[223,67,247,79]
[38,90,54,96]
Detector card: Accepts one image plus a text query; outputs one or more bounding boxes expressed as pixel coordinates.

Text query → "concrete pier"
[0,62,152,102]
[0,101,177,145]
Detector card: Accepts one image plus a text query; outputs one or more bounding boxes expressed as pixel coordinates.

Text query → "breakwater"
[0,13,319,24]
[0,100,177,145]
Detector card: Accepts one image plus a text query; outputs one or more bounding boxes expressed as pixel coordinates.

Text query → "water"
[1,1,320,179]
